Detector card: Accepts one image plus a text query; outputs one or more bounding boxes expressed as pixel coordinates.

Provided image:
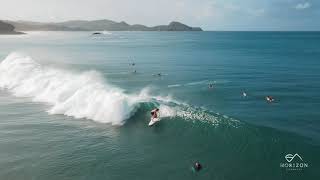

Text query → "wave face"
[0,52,151,125]
[0,52,239,127]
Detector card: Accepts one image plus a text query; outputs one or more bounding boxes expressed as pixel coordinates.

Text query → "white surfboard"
[148,117,160,126]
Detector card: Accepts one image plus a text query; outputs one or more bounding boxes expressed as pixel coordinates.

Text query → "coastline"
[0,31,25,35]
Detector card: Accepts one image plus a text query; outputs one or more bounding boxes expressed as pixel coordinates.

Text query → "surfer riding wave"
[0,52,240,128]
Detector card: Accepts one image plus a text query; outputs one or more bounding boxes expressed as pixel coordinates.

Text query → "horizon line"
[2,19,320,32]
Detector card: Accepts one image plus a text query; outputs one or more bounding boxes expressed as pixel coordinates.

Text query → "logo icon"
[285,154,303,163]
[280,153,308,171]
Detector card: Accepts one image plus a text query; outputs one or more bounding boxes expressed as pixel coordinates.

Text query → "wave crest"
[0,52,239,127]
[0,52,147,125]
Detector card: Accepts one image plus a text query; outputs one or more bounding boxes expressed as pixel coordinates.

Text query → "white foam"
[0,52,240,127]
[0,52,150,125]
[102,31,112,35]
[159,105,177,117]
[168,84,181,88]
[185,80,209,86]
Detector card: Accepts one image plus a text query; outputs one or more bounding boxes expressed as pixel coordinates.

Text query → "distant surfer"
[153,73,162,77]
[266,96,274,103]
[208,83,214,89]
[193,162,202,172]
[242,92,247,97]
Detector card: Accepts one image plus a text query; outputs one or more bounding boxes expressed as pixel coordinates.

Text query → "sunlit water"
[0,31,319,180]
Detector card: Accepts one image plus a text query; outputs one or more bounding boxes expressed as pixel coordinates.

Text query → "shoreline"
[0,31,25,35]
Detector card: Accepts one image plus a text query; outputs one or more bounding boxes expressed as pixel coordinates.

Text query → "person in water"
[193,162,202,171]
[151,108,160,119]
[242,92,247,97]
[266,96,274,103]
[208,83,214,89]
[152,73,162,77]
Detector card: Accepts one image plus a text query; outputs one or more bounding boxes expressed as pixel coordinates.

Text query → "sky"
[0,0,319,31]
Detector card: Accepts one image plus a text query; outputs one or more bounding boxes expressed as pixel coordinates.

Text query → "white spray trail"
[0,52,240,127]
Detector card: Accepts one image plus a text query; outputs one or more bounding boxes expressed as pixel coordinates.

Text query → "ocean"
[0,31,319,180]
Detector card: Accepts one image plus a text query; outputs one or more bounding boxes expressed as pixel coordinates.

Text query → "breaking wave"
[0,52,152,125]
[0,52,239,127]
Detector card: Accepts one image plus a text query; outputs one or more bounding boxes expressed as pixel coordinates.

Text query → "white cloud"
[295,2,311,10]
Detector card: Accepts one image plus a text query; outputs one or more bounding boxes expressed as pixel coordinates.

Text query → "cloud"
[295,2,311,10]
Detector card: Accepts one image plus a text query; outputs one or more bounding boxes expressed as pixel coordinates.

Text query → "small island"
[0,21,24,35]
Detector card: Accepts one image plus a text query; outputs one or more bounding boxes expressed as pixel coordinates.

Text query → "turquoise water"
[0,31,319,180]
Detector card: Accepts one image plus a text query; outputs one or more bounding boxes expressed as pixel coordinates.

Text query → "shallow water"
[0,31,319,180]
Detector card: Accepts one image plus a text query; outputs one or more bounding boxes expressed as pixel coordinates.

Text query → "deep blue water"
[0,31,319,180]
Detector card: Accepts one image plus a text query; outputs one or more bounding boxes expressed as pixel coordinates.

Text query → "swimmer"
[242,92,247,97]
[266,96,274,103]
[153,73,162,76]
[193,162,202,171]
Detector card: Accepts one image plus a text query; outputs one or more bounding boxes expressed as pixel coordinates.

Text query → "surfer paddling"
[193,162,202,172]
[266,96,274,103]
[242,91,247,97]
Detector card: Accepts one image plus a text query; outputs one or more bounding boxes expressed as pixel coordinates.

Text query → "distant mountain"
[153,21,202,31]
[6,19,203,31]
[0,21,24,34]
[7,21,83,31]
